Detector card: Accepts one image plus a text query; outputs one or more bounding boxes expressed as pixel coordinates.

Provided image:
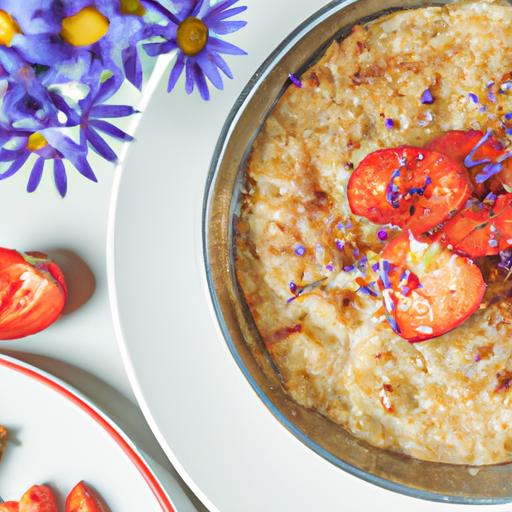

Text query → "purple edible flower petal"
[335,239,345,251]
[379,260,392,289]
[384,118,394,129]
[420,88,434,104]
[468,93,479,104]
[289,73,303,88]
[378,230,388,241]
[358,286,378,297]
[464,129,493,168]
[294,244,305,256]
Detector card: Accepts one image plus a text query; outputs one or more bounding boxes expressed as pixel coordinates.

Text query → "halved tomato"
[0,248,67,340]
[426,129,512,195]
[0,503,19,512]
[65,482,109,512]
[347,147,471,234]
[19,486,57,512]
[438,194,512,258]
[379,232,485,342]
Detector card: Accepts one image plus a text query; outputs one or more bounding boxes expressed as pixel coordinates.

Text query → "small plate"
[0,354,176,511]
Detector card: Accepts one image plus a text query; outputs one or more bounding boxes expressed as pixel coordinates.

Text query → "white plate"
[107,1,512,511]
[0,353,177,510]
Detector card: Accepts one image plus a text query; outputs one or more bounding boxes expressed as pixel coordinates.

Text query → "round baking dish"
[203,0,512,504]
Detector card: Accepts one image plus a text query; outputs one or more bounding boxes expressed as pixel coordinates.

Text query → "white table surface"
[0,64,205,510]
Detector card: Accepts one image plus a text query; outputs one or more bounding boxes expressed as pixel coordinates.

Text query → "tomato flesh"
[379,232,485,342]
[65,482,109,512]
[439,194,512,258]
[0,503,19,512]
[0,248,66,340]
[348,147,471,235]
[19,486,57,512]
[426,130,512,195]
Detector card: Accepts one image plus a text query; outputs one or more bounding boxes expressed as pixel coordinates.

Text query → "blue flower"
[143,0,247,100]
[4,0,155,88]
[0,126,96,197]
[0,48,59,131]
[74,76,137,162]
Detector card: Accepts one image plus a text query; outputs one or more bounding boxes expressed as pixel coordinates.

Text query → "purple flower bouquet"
[0,0,246,196]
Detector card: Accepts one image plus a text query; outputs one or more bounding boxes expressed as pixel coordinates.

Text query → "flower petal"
[167,53,185,92]
[86,127,117,162]
[0,148,26,162]
[27,157,44,193]
[207,37,247,56]
[203,5,247,24]
[210,52,233,79]
[191,0,207,17]
[0,152,29,180]
[49,92,81,125]
[144,40,178,57]
[204,0,241,18]
[73,156,97,182]
[185,60,195,95]
[207,20,247,35]
[95,75,123,104]
[122,45,143,91]
[43,130,97,182]
[192,63,210,100]
[53,159,67,197]
[90,105,137,119]
[196,52,224,90]
[89,120,134,141]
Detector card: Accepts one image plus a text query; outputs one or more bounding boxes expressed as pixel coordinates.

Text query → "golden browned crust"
[236,0,512,464]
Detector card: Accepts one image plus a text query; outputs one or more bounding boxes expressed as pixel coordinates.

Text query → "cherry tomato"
[65,482,109,512]
[0,503,19,512]
[347,147,471,234]
[438,194,512,258]
[0,249,67,340]
[379,232,485,342]
[19,486,57,512]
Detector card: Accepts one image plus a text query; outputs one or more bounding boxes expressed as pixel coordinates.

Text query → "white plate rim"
[105,3,363,510]
[0,353,177,512]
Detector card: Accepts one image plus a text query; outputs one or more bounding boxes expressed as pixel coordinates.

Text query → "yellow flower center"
[0,10,21,46]
[120,0,146,16]
[176,17,208,56]
[27,133,48,152]
[61,6,110,47]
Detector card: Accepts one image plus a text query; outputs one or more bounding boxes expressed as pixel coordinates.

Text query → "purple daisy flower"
[0,126,96,197]
[0,48,59,131]
[143,0,247,100]
[73,76,137,162]
[4,0,155,88]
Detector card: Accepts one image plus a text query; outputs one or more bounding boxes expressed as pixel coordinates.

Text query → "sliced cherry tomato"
[438,194,512,258]
[426,129,512,195]
[65,482,109,512]
[19,486,57,512]
[347,147,471,234]
[379,232,485,342]
[0,503,19,512]
[0,248,67,340]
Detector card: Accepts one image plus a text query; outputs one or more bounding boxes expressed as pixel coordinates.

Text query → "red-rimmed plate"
[0,353,177,511]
